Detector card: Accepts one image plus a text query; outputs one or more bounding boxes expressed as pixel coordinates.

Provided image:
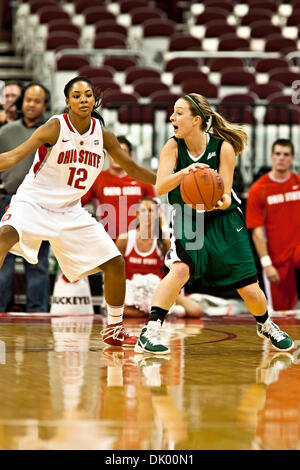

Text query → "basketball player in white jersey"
[0,76,156,347]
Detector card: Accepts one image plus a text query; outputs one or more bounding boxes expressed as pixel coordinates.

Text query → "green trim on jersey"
[168,133,240,220]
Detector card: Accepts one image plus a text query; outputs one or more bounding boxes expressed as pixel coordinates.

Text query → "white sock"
[107,304,124,325]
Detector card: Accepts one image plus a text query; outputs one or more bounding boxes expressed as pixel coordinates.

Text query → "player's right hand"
[264,265,280,284]
[182,163,209,174]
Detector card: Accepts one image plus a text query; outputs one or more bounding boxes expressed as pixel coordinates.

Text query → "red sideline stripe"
[33,145,48,175]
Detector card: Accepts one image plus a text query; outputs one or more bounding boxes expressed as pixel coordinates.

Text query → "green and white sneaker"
[134,320,170,355]
[257,318,294,351]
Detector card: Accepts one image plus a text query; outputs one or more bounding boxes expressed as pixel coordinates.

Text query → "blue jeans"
[0,195,49,312]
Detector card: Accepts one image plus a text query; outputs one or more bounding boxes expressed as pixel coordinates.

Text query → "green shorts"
[165,208,257,290]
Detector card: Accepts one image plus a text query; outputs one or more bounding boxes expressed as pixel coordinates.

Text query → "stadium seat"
[143,18,176,38]
[56,54,90,71]
[164,58,199,72]
[246,1,278,12]
[200,1,233,13]
[168,34,202,51]
[264,93,300,124]
[73,0,106,14]
[36,6,70,23]
[172,67,207,85]
[46,32,79,51]
[78,65,115,80]
[218,34,250,51]
[240,9,273,26]
[119,0,149,13]
[181,79,218,99]
[269,68,300,87]
[264,34,297,53]
[250,20,281,38]
[255,58,290,73]
[248,81,284,99]
[102,90,139,107]
[82,7,116,24]
[195,8,228,24]
[205,20,236,38]
[93,33,127,49]
[125,66,161,84]
[132,78,169,98]
[219,93,258,124]
[48,20,81,37]
[142,18,177,64]
[29,0,58,13]
[130,6,167,25]
[95,21,127,38]
[103,56,138,71]
[220,68,255,87]
[208,57,245,72]
[90,78,120,92]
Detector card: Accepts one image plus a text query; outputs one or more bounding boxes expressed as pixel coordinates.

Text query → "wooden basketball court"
[0,313,299,450]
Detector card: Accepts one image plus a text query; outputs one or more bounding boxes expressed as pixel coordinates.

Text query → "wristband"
[260,255,272,268]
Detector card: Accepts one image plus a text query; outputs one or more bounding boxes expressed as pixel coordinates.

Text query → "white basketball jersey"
[15,113,105,211]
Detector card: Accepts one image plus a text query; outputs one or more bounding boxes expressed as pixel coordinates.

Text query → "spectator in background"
[0,82,51,312]
[0,80,23,127]
[82,136,156,241]
[116,197,203,318]
[246,138,300,311]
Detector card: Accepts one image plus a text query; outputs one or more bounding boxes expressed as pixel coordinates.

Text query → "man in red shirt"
[82,136,156,241]
[246,138,300,311]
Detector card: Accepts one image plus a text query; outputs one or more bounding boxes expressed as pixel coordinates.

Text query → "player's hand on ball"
[214,193,231,210]
[182,163,209,175]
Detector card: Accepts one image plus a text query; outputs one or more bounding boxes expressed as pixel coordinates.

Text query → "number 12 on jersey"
[67,167,88,190]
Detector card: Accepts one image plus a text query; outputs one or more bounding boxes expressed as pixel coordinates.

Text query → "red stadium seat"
[218,34,250,51]
[90,78,120,92]
[205,20,236,38]
[119,0,149,13]
[181,79,218,99]
[208,57,245,72]
[132,78,169,97]
[73,0,106,14]
[269,68,300,87]
[201,1,233,13]
[118,105,154,124]
[286,12,300,25]
[29,0,57,13]
[164,58,199,72]
[264,93,300,124]
[246,0,278,12]
[46,32,79,51]
[48,20,81,37]
[130,6,167,25]
[195,8,228,24]
[56,55,90,71]
[143,19,176,38]
[102,90,139,107]
[93,33,127,49]
[250,20,281,38]
[125,66,161,84]
[220,68,255,86]
[82,7,116,24]
[78,65,115,80]
[241,9,273,26]
[255,58,290,73]
[172,67,207,85]
[219,93,258,124]
[169,34,201,51]
[95,21,127,38]
[37,6,70,23]
[248,81,284,99]
[265,34,297,53]
[103,56,138,71]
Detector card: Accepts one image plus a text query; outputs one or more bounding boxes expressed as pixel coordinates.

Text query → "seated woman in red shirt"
[116,197,203,318]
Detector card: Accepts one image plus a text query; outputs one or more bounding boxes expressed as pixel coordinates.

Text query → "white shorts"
[0,198,121,282]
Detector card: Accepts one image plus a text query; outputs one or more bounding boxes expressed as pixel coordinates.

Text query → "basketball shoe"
[257,318,294,351]
[102,322,138,347]
[134,320,170,354]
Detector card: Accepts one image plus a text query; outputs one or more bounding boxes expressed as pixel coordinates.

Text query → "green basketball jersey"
[168,133,240,218]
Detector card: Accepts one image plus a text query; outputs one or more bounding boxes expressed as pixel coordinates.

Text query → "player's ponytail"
[183,93,248,155]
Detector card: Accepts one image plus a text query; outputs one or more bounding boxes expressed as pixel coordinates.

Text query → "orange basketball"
[180,167,224,211]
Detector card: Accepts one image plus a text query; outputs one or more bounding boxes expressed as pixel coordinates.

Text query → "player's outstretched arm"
[0,119,60,171]
[103,128,156,185]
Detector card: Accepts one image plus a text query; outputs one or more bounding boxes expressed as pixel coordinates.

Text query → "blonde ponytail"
[209,110,248,155]
[183,93,248,155]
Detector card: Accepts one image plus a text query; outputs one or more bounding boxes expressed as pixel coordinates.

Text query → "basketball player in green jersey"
[135,93,294,354]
